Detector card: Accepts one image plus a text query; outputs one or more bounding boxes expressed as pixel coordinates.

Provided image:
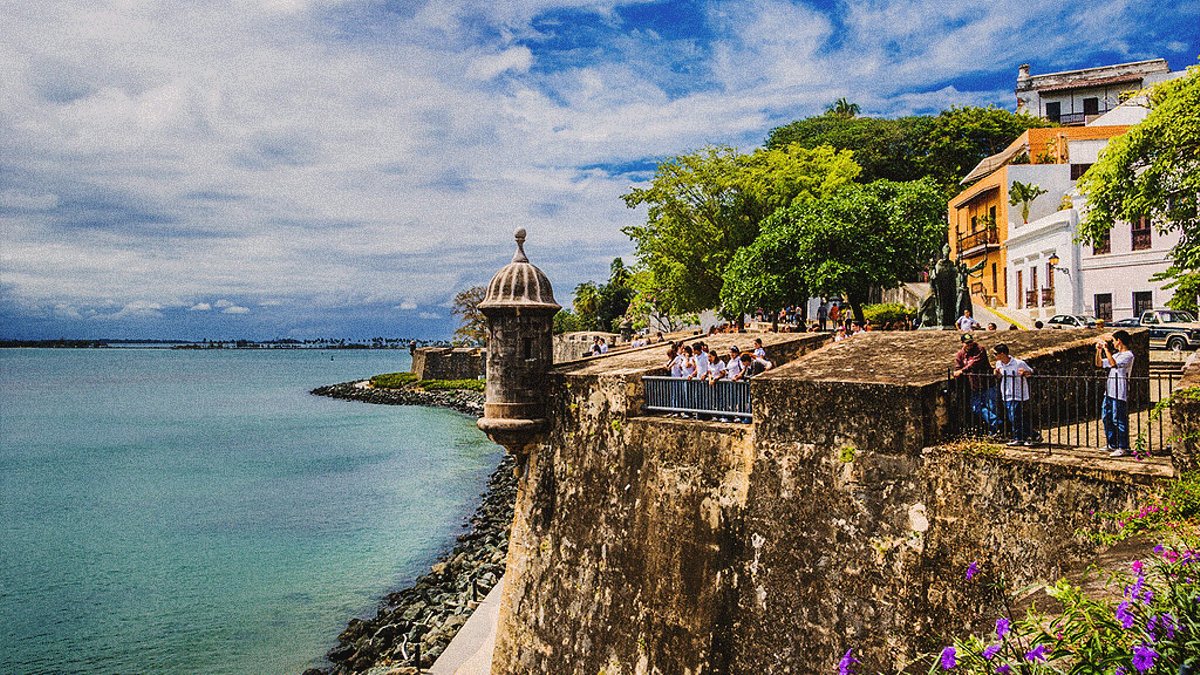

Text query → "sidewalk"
[427,576,504,675]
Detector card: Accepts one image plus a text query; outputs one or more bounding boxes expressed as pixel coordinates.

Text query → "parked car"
[1109,317,1141,328]
[1139,309,1200,351]
[1046,314,1097,329]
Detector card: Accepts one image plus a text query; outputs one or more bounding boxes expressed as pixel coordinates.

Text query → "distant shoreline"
[308,381,507,674]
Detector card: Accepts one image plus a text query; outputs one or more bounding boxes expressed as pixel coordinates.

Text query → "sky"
[1,0,1197,341]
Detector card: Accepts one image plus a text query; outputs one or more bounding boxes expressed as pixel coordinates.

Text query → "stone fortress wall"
[489,328,1182,673]
[412,347,485,381]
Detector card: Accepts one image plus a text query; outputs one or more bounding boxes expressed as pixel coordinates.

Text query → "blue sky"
[1,0,1197,340]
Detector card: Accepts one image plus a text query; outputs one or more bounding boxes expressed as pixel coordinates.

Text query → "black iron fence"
[643,376,752,421]
[946,370,1179,456]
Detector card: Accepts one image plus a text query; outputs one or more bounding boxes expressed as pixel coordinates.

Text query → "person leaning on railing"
[1096,330,1134,457]
[993,343,1039,446]
[952,333,1003,436]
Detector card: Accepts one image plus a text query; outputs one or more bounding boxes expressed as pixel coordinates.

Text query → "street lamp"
[1048,252,1070,276]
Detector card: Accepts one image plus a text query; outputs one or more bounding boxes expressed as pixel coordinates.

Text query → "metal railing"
[1041,287,1055,306]
[1025,289,1038,308]
[957,229,998,255]
[946,370,1179,456]
[643,376,752,421]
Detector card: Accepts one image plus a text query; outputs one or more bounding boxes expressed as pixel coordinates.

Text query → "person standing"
[1096,330,1135,457]
[953,333,1002,436]
[956,309,979,332]
[817,301,829,331]
[752,338,766,359]
[829,302,841,328]
[993,344,1037,446]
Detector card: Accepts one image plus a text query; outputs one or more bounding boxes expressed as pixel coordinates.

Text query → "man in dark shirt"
[952,333,1002,435]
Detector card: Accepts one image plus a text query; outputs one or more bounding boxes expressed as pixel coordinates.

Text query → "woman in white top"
[707,353,727,383]
[679,345,697,379]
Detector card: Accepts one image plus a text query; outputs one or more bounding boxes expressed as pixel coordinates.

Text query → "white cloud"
[189,302,212,311]
[214,299,235,309]
[397,299,418,310]
[467,47,533,80]
[222,305,251,314]
[0,189,59,210]
[418,311,442,320]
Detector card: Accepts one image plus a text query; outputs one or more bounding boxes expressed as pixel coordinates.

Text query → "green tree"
[552,308,583,334]
[622,144,859,316]
[450,285,488,346]
[921,106,1056,188]
[1008,180,1048,223]
[1078,65,1200,309]
[751,179,947,322]
[571,281,603,331]
[719,222,807,322]
[765,114,933,183]
[825,97,860,118]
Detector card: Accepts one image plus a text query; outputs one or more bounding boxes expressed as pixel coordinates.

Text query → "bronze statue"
[919,245,983,329]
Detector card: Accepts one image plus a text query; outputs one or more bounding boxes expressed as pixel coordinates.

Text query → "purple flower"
[1116,601,1135,629]
[838,648,858,675]
[1131,559,1144,575]
[995,617,1011,639]
[1132,643,1158,673]
[995,665,1011,675]
[1025,644,1047,663]
[1116,668,1127,675]
[940,646,957,669]
[1148,613,1177,640]
[966,561,979,580]
[982,644,1001,660]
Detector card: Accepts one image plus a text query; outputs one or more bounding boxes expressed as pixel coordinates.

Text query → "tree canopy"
[735,178,947,321]
[450,285,487,346]
[1078,65,1200,310]
[621,144,859,316]
[765,106,1054,189]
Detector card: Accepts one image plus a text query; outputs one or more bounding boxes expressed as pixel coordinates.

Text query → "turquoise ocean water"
[0,348,500,674]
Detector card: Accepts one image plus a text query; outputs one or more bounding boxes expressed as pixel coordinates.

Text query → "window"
[1132,216,1152,251]
[1133,291,1154,317]
[1045,261,1054,289]
[971,215,978,231]
[989,205,996,224]
[1093,231,1111,255]
[991,263,997,294]
[1094,293,1112,321]
[1083,97,1100,116]
[1045,101,1061,122]
[1070,163,1093,180]
[1016,270,1023,309]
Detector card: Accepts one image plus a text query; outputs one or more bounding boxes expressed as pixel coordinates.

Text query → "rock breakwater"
[310,381,484,417]
[307,381,511,674]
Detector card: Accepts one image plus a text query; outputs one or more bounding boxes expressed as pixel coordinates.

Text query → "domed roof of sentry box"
[479,228,561,311]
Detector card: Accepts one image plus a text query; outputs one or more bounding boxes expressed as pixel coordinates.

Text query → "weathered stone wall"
[1170,353,1200,473]
[490,330,1162,674]
[412,347,485,381]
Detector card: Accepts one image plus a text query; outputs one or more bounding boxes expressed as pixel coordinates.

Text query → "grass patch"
[370,371,418,388]
[416,378,485,392]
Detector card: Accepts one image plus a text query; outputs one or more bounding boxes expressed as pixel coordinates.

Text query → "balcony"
[1041,288,1055,307]
[1055,105,1112,126]
[1132,229,1152,251]
[1025,289,1038,308]
[957,229,999,259]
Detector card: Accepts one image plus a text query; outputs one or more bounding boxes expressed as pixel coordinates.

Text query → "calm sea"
[0,348,500,674]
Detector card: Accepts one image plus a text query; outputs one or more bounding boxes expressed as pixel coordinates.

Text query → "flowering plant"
[922,545,1199,674]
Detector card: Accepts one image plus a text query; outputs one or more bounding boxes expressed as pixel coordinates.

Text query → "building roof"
[1037,73,1145,93]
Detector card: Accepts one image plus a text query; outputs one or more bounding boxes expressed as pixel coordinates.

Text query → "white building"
[1015,59,1175,126]
[1005,100,1180,323]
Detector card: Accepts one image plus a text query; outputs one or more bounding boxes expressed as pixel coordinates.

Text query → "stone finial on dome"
[513,228,529,263]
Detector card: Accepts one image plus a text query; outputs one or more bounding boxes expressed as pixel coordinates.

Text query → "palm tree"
[826,98,860,118]
[1009,181,1048,223]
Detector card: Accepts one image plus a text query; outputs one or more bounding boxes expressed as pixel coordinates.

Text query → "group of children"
[664,338,774,383]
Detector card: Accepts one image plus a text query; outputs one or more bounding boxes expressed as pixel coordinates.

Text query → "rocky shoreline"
[308,382,513,675]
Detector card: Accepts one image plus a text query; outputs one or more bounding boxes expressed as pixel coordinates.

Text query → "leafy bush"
[1089,471,1200,545]
[903,545,1200,675]
[418,379,485,392]
[863,302,916,325]
[370,372,418,388]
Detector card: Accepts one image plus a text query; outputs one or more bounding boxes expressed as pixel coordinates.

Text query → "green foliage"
[553,308,583,334]
[719,220,808,318]
[765,106,1053,189]
[862,302,916,325]
[1009,180,1048,223]
[567,258,637,332]
[766,115,934,183]
[1079,65,1200,309]
[451,285,488,347]
[922,106,1055,188]
[750,178,947,322]
[918,545,1200,674]
[370,371,418,388]
[418,378,485,392]
[622,144,860,316]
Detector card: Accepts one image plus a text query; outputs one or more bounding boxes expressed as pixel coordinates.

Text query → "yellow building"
[947,125,1129,308]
